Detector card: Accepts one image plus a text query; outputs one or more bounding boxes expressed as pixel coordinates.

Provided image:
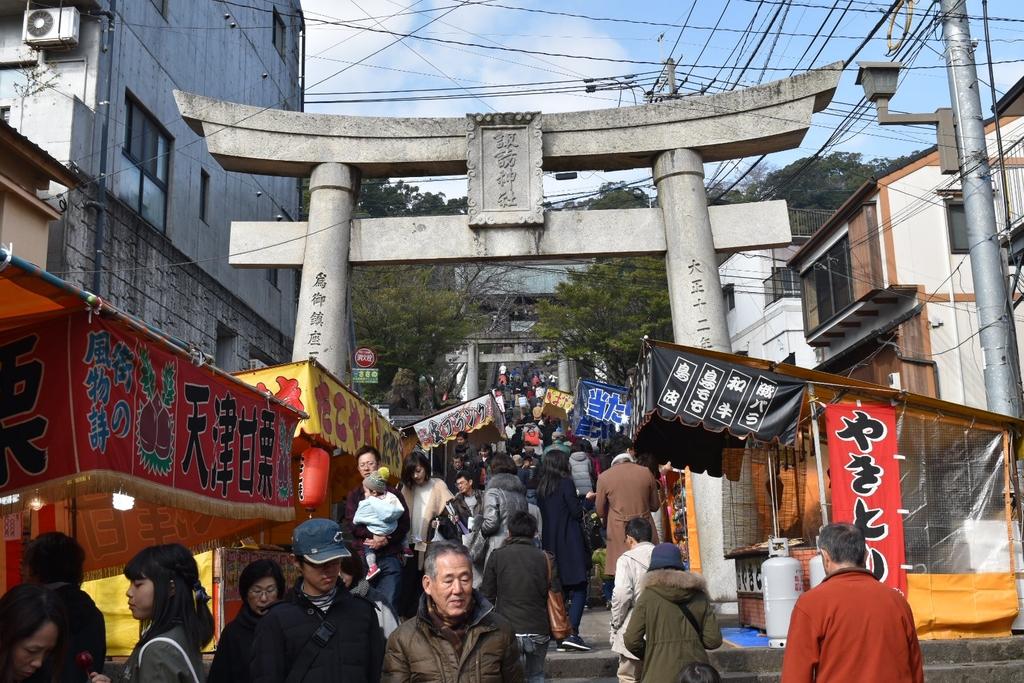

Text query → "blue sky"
[299,0,1024,201]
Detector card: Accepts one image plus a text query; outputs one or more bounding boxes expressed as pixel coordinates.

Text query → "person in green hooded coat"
[623,543,722,683]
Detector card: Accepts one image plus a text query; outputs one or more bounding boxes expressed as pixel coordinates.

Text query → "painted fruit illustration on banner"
[137,347,176,475]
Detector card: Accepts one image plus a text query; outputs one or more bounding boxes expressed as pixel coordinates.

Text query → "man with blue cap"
[251,518,385,683]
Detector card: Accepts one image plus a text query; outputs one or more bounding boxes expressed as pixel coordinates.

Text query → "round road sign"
[354,347,377,368]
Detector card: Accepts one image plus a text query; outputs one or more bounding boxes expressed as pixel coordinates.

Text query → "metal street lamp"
[856,62,959,173]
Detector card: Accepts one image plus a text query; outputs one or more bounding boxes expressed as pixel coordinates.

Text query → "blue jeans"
[564,582,588,634]
[371,554,402,611]
[517,634,550,682]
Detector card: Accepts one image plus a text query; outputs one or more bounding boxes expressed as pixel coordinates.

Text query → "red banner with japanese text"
[825,403,907,594]
[0,311,298,522]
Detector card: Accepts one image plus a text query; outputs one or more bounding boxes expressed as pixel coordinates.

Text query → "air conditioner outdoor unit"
[23,8,80,49]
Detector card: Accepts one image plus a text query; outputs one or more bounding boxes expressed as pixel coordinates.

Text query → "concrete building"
[0,118,78,266]
[0,0,303,370]
[719,208,830,368]
[788,98,1024,407]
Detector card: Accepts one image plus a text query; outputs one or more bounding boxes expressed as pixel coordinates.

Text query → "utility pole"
[940,0,1022,417]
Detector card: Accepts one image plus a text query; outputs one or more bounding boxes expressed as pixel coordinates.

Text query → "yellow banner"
[235,360,400,464]
[82,551,215,655]
[542,387,575,422]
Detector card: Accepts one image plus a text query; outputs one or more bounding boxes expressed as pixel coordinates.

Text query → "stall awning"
[234,359,403,471]
[406,392,507,449]
[0,249,303,577]
[630,339,1024,473]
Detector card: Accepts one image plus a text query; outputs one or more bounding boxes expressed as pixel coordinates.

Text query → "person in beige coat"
[609,517,656,683]
[596,453,660,577]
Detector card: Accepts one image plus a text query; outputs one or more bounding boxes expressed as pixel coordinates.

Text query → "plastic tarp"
[896,412,1017,637]
[82,551,214,656]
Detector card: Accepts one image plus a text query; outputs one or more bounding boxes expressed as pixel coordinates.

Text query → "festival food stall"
[0,249,303,652]
[540,387,574,423]
[632,338,1022,639]
[233,360,402,537]
[403,392,507,478]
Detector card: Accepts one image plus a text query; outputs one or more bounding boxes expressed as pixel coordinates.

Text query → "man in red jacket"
[782,523,924,682]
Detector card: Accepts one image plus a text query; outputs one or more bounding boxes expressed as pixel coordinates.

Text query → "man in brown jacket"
[596,453,660,578]
[781,523,924,683]
[383,541,523,682]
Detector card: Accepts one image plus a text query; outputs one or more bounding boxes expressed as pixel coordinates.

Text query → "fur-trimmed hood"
[641,568,708,604]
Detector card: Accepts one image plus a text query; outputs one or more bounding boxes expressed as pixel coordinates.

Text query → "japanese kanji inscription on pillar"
[466,112,543,226]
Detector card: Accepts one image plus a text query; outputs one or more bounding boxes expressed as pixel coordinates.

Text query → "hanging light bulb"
[28,496,44,511]
[112,492,135,511]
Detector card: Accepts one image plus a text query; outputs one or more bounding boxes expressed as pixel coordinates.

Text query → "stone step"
[544,637,1024,678]
[552,661,1024,683]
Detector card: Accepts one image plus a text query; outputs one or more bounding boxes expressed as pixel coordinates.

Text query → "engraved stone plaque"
[466,112,543,226]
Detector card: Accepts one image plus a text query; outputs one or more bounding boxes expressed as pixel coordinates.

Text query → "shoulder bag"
[137,636,201,683]
[545,552,572,640]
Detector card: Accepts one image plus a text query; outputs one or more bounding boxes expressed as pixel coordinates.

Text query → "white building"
[719,209,829,368]
[0,0,304,369]
[788,91,1024,407]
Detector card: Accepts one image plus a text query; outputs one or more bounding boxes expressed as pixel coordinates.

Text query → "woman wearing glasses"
[208,559,286,683]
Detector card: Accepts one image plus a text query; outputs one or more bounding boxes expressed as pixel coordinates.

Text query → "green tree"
[352,265,481,407]
[555,181,655,211]
[714,150,927,212]
[356,179,467,218]
[535,257,673,384]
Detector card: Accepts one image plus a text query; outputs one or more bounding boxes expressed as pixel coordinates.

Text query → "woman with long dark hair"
[397,449,453,616]
[0,583,67,683]
[90,543,214,683]
[208,559,285,683]
[536,450,592,652]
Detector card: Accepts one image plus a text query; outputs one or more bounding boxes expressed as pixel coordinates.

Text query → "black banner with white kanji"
[632,343,806,473]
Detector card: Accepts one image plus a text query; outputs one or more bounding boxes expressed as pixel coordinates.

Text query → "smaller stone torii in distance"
[175,62,841,607]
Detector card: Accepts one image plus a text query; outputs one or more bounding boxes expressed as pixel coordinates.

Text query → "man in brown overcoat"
[595,453,660,577]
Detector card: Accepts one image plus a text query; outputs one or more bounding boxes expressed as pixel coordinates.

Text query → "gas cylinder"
[762,538,803,648]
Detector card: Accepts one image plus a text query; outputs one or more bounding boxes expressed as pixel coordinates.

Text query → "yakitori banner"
[0,311,298,520]
[825,402,907,594]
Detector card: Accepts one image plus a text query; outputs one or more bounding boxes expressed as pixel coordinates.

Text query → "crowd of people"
[0,433,925,683]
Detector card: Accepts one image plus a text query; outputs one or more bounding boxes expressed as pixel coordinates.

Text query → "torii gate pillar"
[655,147,735,606]
[292,163,359,379]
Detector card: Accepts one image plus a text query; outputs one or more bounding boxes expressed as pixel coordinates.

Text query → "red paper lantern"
[298,447,330,511]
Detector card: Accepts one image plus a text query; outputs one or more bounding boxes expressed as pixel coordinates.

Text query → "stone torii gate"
[175,62,841,606]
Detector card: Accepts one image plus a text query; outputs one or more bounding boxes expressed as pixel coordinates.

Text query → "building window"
[122,96,171,231]
[764,267,801,305]
[199,169,209,223]
[801,235,853,331]
[272,9,286,58]
[0,106,9,123]
[216,324,237,371]
[946,201,968,254]
[722,283,735,310]
[266,268,278,288]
